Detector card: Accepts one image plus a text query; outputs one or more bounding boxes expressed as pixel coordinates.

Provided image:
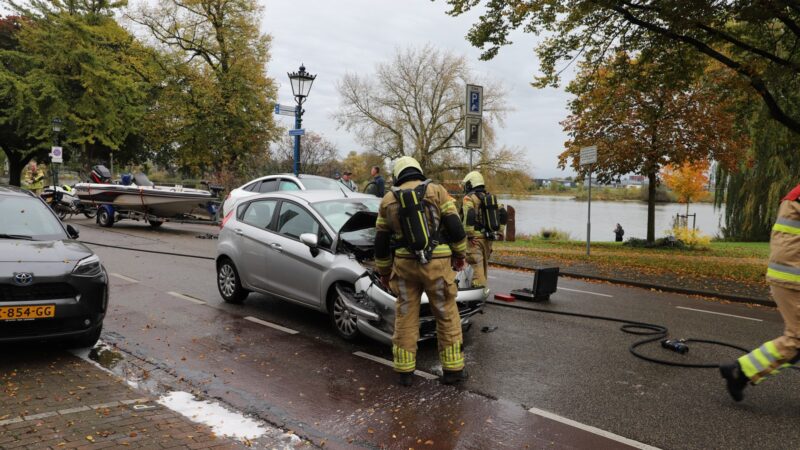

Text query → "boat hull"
[75,183,215,219]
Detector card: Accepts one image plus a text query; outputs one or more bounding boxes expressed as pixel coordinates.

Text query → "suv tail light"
[220,210,234,229]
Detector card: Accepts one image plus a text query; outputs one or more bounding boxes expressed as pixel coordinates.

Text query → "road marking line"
[676,306,762,322]
[353,351,439,380]
[110,273,138,283]
[0,399,148,426]
[244,316,299,335]
[558,287,613,298]
[488,275,498,280]
[167,291,207,305]
[527,406,660,450]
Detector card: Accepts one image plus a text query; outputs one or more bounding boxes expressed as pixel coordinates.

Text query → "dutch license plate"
[0,305,55,321]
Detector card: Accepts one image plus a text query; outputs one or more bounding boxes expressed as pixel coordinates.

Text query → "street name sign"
[465,84,483,117]
[274,104,298,116]
[580,146,598,165]
[50,146,63,164]
[288,129,305,136]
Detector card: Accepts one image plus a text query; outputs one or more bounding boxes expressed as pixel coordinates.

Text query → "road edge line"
[244,316,299,335]
[676,306,763,322]
[527,406,660,450]
[110,273,139,283]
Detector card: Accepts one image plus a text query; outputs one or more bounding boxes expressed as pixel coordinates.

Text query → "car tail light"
[220,210,234,229]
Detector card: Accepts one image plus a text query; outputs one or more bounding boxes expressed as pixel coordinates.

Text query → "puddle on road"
[88,342,125,370]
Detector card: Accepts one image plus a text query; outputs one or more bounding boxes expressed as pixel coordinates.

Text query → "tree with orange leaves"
[662,161,710,219]
[559,49,747,242]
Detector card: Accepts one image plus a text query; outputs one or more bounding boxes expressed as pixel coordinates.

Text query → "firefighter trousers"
[738,285,800,383]
[389,257,464,373]
[467,238,491,288]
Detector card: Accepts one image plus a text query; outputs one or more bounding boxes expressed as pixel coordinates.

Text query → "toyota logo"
[13,273,33,286]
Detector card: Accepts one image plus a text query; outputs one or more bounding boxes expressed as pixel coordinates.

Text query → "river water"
[502,195,725,241]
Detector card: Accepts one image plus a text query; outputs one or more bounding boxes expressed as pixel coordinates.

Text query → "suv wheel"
[328,284,360,341]
[217,258,248,303]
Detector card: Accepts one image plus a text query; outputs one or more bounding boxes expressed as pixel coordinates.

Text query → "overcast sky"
[261,0,576,178]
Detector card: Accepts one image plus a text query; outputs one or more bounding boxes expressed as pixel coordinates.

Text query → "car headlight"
[73,255,103,277]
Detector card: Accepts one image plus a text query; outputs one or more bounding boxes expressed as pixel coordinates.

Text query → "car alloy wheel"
[332,290,359,339]
[217,260,247,304]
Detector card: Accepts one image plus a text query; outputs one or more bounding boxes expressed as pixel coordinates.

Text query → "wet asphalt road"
[68,218,799,449]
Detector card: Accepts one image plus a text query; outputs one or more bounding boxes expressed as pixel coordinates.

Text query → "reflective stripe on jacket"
[766,199,800,290]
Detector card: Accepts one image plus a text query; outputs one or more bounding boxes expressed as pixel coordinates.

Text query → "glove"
[452,256,467,271]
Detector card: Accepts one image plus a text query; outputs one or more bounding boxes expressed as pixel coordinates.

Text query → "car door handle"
[234,228,243,236]
[269,243,282,252]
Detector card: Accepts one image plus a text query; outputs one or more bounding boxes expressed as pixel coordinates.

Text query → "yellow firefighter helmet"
[462,171,485,189]
[392,156,423,180]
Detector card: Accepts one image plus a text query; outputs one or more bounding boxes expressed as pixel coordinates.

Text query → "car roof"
[247,173,334,184]
[248,190,377,204]
[0,185,38,198]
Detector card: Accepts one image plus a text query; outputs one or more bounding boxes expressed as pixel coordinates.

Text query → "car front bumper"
[341,273,487,346]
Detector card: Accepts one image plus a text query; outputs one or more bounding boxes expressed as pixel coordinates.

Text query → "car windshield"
[301,178,343,191]
[311,198,380,232]
[0,196,66,240]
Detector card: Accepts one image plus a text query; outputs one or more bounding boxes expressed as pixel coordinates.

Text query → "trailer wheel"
[97,207,114,228]
[148,220,163,228]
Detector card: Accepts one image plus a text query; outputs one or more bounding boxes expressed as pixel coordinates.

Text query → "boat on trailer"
[74,166,222,228]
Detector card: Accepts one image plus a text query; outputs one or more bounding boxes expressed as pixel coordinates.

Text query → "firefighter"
[720,184,800,401]
[461,171,492,289]
[22,160,45,195]
[375,156,469,387]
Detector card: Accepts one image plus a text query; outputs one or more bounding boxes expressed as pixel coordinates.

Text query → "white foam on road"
[676,306,762,322]
[527,406,660,450]
[157,391,266,441]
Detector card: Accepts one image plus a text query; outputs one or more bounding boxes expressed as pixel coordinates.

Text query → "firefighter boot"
[398,372,414,387]
[719,361,748,402]
[441,368,469,385]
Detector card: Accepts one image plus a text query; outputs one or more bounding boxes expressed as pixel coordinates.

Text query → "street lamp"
[288,64,316,176]
[51,118,63,194]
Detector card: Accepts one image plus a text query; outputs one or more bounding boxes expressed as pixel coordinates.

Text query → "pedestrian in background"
[614,224,625,242]
[339,170,357,191]
[720,184,800,401]
[364,165,385,197]
[375,156,469,387]
[22,160,45,195]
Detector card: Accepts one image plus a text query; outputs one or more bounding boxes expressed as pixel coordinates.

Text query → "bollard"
[506,205,515,242]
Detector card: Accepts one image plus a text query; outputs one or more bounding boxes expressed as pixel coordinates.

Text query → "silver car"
[215,190,486,344]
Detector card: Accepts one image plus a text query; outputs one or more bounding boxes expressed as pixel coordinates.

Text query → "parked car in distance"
[221,174,344,216]
[0,185,108,347]
[216,190,486,344]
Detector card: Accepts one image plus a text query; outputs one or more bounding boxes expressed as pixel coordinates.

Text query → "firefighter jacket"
[462,190,485,239]
[766,185,800,291]
[23,167,45,191]
[374,179,467,276]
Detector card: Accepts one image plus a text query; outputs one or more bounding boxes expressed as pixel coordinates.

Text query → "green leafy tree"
[0,6,152,184]
[130,0,280,177]
[441,0,800,136]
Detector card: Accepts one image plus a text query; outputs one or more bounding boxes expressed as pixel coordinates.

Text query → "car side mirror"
[300,233,319,257]
[66,224,79,239]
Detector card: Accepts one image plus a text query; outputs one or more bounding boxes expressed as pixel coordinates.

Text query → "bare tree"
[271,132,339,176]
[335,45,510,178]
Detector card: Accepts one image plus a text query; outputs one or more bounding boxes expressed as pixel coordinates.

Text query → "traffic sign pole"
[580,146,598,256]
[465,84,483,171]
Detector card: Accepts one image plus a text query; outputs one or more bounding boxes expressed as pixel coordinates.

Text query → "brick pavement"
[0,349,293,449]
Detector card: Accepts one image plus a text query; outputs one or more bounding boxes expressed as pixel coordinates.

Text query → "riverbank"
[520,187,715,203]
[491,239,771,303]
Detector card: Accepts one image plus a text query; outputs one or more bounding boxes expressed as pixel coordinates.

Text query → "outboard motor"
[90,165,112,183]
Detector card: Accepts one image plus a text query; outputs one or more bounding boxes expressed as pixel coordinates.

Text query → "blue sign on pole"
[465,84,483,117]
[289,129,305,136]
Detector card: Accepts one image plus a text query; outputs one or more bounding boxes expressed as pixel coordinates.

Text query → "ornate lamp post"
[287,65,316,176]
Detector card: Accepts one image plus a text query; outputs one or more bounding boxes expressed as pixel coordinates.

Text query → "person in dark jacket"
[364,165,385,197]
[614,224,625,242]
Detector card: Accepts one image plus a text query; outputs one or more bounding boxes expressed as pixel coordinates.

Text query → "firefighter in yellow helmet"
[375,156,469,386]
[461,171,495,288]
[720,184,800,401]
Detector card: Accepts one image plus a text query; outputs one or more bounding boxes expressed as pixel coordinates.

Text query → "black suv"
[0,185,108,347]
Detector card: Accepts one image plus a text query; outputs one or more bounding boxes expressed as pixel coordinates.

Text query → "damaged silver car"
[216,190,487,345]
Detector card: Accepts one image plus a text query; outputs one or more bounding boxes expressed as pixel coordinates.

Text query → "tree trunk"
[647,171,657,243]
[7,153,23,187]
